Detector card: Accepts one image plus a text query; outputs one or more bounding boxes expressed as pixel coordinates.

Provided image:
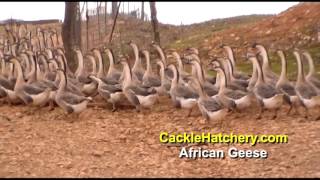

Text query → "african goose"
[209,59,253,111]
[155,60,171,96]
[253,44,278,86]
[120,58,158,112]
[55,69,92,115]
[275,50,301,115]
[186,58,218,97]
[183,52,216,85]
[222,57,248,91]
[216,57,247,92]
[129,41,145,82]
[188,77,228,124]
[293,50,320,119]
[104,48,122,82]
[221,44,250,80]
[303,51,320,89]
[74,49,98,96]
[166,51,189,85]
[247,51,284,119]
[141,50,161,88]
[172,51,189,79]
[89,75,123,112]
[10,58,51,106]
[166,64,199,117]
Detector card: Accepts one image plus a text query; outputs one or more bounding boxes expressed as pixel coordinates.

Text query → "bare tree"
[150,2,160,44]
[62,2,81,72]
[141,2,145,20]
[112,2,118,19]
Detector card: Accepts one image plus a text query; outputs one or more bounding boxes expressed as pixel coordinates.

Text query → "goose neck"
[294,52,305,84]
[304,52,316,77]
[278,51,288,83]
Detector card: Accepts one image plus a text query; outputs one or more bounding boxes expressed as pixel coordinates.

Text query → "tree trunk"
[149,2,160,44]
[62,2,81,72]
[112,2,118,19]
[105,2,107,34]
[141,2,144,21]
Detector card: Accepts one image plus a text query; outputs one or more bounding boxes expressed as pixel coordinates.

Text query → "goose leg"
[187,108,193,117]
[256,107,264,119]
[286,105,293,115]
[135,105,141,113]
[111,103,117,112]
[293,106,300,116]
[272,108,279,120]
[47,100,55,111]
[304,106,309,119]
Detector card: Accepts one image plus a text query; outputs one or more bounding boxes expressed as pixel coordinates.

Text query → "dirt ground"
[0,96,319,178]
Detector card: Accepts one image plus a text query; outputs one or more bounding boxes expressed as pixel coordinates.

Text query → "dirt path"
[0,97,319,177]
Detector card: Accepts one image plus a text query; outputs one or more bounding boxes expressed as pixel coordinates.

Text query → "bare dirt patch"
[0,97,319,178]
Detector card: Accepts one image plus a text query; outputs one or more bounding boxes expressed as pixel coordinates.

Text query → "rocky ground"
[0,97,319,178]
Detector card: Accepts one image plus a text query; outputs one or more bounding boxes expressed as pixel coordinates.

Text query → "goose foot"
[271,109,279,120]
[256,106,264,119]
[286,105,293,115]
[111,103,117,112]
[135,106,141,113]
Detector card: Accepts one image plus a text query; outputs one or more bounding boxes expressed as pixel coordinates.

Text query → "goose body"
[293,51,320,113]
[120,58,158,111]
[11,58,51,106]
[221,45,250,80]
[275,50,300,113]
[188,77,227,122]
[209,60,252,110]
[89,75,124,111]
[247,51,284,119]
[55,69,92,114]
[303,51,320,89]
[166,64,199,115]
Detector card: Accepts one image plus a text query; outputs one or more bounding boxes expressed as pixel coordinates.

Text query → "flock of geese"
[1,28,320,123]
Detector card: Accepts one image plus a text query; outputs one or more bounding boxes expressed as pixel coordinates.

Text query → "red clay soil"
[0,97,319,178]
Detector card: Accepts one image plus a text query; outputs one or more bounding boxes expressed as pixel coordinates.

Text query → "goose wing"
[128,85,156,96]
[60,92,88,105]
[101,77,119,85]
[256,84,277,99]
[23,85,46,95]
[279,83,296,96]
[77,75,92,84]
[134,71,144,81]
[143,76,161,87]
[100,83,122,93]
[0,77,14,90]
[175,85,199,99]
[224,89,246,99]
[203,83,218,96]
[296,84,317,99]
[200,98,223,112]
